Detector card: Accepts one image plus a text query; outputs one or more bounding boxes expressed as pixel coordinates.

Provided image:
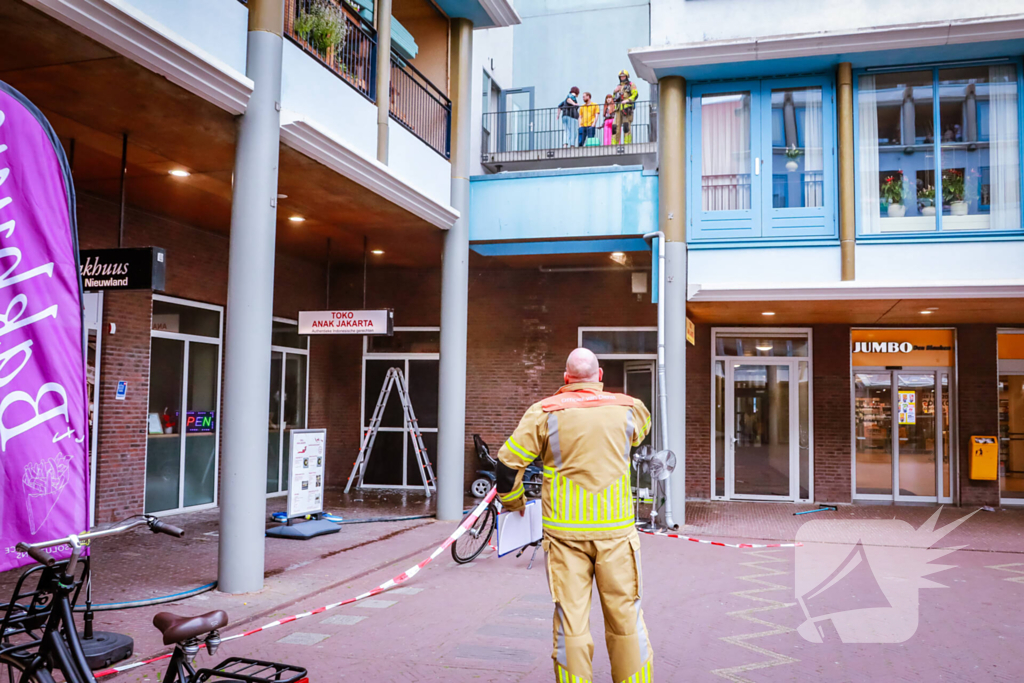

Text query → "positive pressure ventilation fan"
[632,446,677,531]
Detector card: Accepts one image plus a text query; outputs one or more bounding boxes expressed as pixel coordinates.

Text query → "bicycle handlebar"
[16,516,184,565]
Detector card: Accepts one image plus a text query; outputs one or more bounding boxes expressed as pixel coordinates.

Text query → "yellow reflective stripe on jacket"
[632,414,652,446]
[556,663,592,683]
[499,484,524,502]
[505,437,537,463]
[543,467,633,531]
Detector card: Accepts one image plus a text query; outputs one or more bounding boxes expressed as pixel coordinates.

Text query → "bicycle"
[451,501,497,565]
[1,516,308,683]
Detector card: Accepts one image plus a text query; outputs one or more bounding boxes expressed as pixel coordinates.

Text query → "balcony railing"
[390,55,451,159]
[285,0,376,102]
[482,101,656,165]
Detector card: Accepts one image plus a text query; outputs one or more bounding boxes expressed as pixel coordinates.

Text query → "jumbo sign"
[852,329,955,367]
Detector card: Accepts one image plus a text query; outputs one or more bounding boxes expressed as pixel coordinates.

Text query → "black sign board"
[79,247,166,292]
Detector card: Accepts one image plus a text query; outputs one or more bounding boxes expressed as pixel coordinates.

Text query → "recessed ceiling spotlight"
[610,251,625,258]
[371,249,384,255]
[288,216,305,222]
[277,194,288,199]
[756,343,773,351]
[168,169,190,177]
[920,310,933,315]
[762,311,776,316]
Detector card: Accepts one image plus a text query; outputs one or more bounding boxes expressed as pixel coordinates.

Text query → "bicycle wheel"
[451,504,497,564]
[0,654,55,683]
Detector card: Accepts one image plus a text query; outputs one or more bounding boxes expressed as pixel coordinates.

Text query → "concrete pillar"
[436,18,473,521]
[837,62,855,281]
[658,76,686,527]
[218,0,284,594]
[375,0,393,163]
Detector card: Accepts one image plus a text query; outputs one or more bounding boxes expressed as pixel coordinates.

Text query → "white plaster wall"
[389,124,453,207]
[471,26,514,177]
[120,0,248,74]
[688,247,842,288]
[650,0,1024,46]
[856,241,1024,283]
[280,41,378,161]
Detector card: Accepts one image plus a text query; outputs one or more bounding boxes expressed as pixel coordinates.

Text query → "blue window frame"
[853,59,1024,240]
[688,75,837,245]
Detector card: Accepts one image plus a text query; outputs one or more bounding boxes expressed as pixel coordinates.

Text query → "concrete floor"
[2,492,1022,682]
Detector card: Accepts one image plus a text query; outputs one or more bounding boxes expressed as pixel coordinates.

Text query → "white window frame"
[360,327,440,490]
[145,294,224,516]
[998,328,1024,506]
[711,327,814,503]
[267,317,311,498]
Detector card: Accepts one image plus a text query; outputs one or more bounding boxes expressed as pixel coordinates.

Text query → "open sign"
[185,411,216,433]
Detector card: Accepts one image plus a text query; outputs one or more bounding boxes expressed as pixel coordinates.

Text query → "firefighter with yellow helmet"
[497,347,653,683]
[612,70,639,145]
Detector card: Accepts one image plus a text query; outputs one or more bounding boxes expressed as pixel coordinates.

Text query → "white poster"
[298,309,393,335]
[287,429,327,518]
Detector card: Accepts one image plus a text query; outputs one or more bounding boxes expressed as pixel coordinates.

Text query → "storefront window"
[998,331,1024,503]
[857,63,1022,235]
[581,329,657,355]
[715,335,808,357]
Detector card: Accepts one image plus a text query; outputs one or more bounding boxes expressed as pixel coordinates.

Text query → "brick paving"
[2,495,1022,681]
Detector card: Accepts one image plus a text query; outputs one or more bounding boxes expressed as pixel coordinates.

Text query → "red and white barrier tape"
[640,528,801,549]
[95,488,498,678]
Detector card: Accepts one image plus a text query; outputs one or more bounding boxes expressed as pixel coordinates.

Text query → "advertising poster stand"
[266,429,339,540]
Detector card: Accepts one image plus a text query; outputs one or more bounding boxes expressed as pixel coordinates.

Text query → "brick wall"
[79,193,328,519]
[686,323,711,499]
[957,324,999,506]
[813,325,852,503]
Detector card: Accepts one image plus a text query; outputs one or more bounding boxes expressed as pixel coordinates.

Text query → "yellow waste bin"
[969,436,998,481]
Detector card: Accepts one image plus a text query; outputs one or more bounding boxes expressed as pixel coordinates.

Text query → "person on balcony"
[577,92,599,147]
[602,94,616,146]
[613,70,638,145]
[559,87,580,147]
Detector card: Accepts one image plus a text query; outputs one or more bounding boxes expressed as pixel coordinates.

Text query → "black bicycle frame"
[10,573,93,683]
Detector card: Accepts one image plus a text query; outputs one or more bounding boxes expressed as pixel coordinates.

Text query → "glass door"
[853,369,952,503]
[500,87,535,152]
[267,319,310,496]
[725,361,796,500]
[625,361,656,496]
[692,82,760,238]
[999,373,1024,502]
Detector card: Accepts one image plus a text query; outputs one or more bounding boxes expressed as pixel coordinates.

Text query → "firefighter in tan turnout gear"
[497,348,654,683]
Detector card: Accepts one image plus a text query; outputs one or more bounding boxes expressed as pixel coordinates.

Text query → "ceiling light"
[610,252,625,258]
[371,249,384,255]
[926,306,939,311]
[168,169,190,177]
[288,216,305,222]
[277,194,288,199]
[755,343,773,351]
[762,311,776,316]
[920,310,933,315]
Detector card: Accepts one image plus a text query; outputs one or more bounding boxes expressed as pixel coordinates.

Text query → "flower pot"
[887,203,906,218]
[921,206,936,216]
[785,160,799,172]
[950,201,968,216]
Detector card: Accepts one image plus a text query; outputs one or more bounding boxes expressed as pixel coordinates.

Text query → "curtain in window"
[803,89,824,207]
[988,64,1021,232]
[857,75,881,234]
[701,94,752,211]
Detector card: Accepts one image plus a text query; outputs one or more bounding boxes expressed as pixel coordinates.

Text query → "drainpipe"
[375,0,393,163]
[656,75,686,529]
[643,231,675,529]
[218,0,284,594]
[838,62,855,281]
[435,18,473,521]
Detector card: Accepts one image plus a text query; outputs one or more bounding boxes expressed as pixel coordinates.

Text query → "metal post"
[436,18,473,521]
[658,76,686,528]
[375,0,393,163]
[218,0,284,594]
[837,62,856,281]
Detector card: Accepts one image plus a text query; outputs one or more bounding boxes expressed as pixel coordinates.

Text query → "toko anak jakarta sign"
[0,82,88,572]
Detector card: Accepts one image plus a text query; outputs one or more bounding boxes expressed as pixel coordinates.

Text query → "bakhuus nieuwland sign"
[79,246,166,291]
[0,81,89,572]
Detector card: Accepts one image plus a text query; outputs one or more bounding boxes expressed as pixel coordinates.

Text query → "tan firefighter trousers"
[543,532,653,682]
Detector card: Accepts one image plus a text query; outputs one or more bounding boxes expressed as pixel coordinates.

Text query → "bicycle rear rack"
[1,559,87,657]
[193,656,308,682]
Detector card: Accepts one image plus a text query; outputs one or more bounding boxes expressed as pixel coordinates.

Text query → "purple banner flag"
[0,81,87,573]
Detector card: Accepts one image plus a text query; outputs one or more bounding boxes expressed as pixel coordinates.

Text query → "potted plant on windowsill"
[881,175,905,218]
[942,169,968,216]
[784,144,802,172]
[918,185,936,216]
[294,0,347,69]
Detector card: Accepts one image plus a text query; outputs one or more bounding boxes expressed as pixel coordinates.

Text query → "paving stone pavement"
[2,500,1021,681]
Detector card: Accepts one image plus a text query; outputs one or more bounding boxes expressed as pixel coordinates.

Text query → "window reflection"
[771,87,824,209]
[701,92,752,211]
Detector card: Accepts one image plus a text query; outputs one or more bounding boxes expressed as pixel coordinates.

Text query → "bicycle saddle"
[153,610,229,645]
